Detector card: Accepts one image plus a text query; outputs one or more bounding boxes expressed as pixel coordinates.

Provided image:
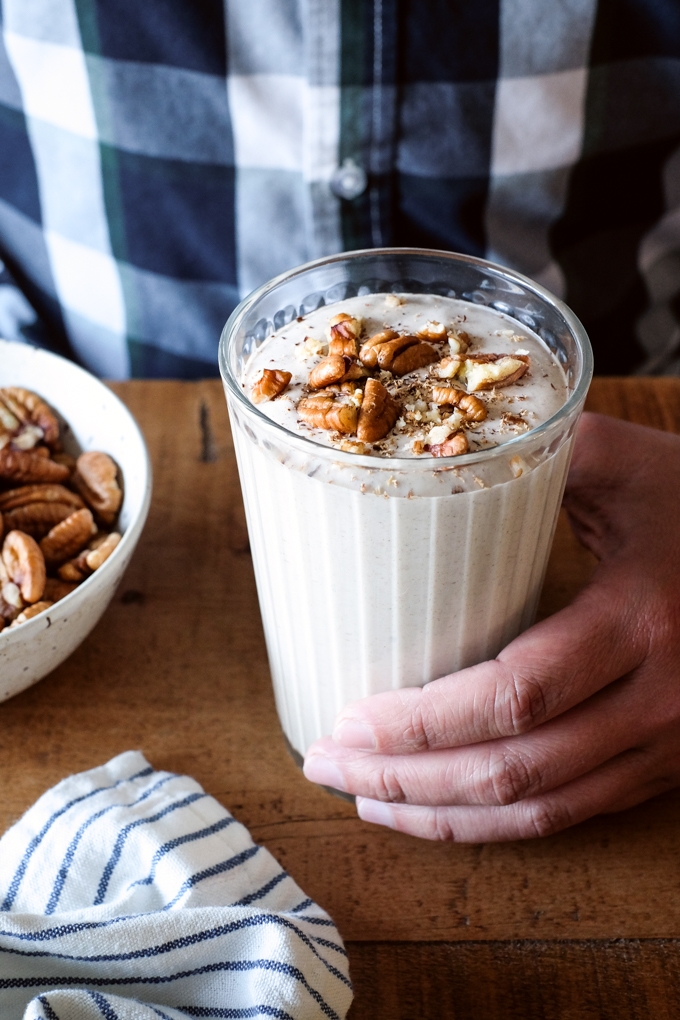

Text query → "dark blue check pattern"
[0,0,679,378]
[0,752,351,1020]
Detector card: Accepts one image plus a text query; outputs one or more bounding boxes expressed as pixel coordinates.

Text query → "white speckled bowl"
[0,340,151,701]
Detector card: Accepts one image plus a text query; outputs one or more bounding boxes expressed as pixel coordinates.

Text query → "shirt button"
[330,159,368,200]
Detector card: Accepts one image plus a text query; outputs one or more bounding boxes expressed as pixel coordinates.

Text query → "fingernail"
[333,719,376,750]
[303,754,347,792]
[356,798,395,828]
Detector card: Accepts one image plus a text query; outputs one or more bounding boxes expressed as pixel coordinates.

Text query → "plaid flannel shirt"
[0,0,679,378]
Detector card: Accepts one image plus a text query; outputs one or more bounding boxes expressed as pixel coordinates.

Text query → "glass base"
[284,734,356,804]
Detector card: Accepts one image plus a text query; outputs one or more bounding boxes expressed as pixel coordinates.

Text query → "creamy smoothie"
[232,293,571,757]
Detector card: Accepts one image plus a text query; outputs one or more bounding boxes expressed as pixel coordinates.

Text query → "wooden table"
[1,378,679,1019]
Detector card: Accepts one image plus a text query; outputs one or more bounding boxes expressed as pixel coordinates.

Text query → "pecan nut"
[357,379,401,443]
[0,484,84,512]
[40,508,95,565]
[376,335,422,370]
[458,355,529,392]
[251,369,292,403]
[43,577,79,603]
[0,388,60,447]
[390,342,438,376]
[427,432,469,457]
[431,387,487,422]
[85,531,121,570]
[417,321,448,342]
[72,452,122,525]
[297,395,358,434]
[436,356,463,380]
[2,530,46,603]
[10,601,54,627]
[328,313,363,358]
[448,331,470,355]
[358,330,399,368]
[308,354,350,389]
[0,447,70,484]
[2,502,81,539]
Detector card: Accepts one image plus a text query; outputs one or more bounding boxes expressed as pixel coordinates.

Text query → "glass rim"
[219,247,593,470]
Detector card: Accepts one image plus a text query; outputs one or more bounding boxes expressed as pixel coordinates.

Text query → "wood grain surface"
[0,378,678,1018]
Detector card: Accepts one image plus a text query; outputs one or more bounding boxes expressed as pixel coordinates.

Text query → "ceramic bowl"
[0,340,151,701]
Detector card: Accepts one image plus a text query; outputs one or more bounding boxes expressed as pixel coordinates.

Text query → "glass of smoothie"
[219,249,593,761]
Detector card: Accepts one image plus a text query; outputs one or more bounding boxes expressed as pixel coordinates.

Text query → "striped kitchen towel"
[0,751,352,1020]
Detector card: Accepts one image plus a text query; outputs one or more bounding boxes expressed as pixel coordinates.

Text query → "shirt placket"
[301,0,344,260]
[332,0,398,253]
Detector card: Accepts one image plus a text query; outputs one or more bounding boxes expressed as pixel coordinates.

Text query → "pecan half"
[252,369,292,404]
[40,508,95,565]
[297,395,359,434]
[0,388,60,447]
[0,448,70,484]
[3,502,80,539]
[72,452,122,525]
[427,432,469,458]
[357,378,400,443]
[431,387,487,422]
[58,559,88,583]
[43,577,79,602]
[85,531,121,570]
[308,354,350,390]
[390,342,438,376]
[0,484,84,512]
[2,531,46,603]
[10,601,54,627]
[375,335,422,370]
[51,451,77,475]
[328,313,363,358]
[358,330,399,367]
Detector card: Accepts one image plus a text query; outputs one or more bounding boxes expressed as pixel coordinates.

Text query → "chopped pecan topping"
[458,355,529,392]
[2,530,46,604]
[297,395,359,434]
[338,439,368,455]
[417,321,447,342]
[448,331,470,355]
[375,335,422,370]
[252,368,292,403]
[390,342,438,376]
[342,362,371,382]
[436,356,463,380]
[431,387,487,422]
[357,379,401,443]
[358,330,399,367]
[308,354,349,389]
[328,313,363,357]
[427,432,469,458]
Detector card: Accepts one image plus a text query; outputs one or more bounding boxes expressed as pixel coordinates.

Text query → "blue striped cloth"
[0,752,352,1020]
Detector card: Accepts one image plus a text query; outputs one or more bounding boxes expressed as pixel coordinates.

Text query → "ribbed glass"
[220,249,593,756]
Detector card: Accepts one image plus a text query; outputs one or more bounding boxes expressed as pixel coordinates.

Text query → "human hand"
[303,412,680,841]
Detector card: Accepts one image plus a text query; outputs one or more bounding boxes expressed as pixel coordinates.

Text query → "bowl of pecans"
[0,339,151,701]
